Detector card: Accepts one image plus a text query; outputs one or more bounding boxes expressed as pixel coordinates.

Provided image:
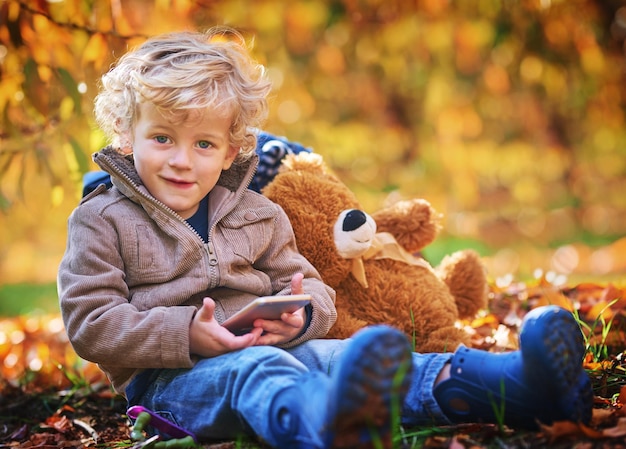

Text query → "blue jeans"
[127,338,453,444]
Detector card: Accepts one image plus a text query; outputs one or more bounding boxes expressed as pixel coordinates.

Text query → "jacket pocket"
[123,223,194,284]
[219,205,277,263]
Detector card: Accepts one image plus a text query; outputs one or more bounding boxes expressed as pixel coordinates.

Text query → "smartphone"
[222,294,312,335]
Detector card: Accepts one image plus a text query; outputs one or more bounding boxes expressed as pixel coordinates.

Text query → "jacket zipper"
[95,151,257,290]
[204,161,257,288]
[95,152,207,251]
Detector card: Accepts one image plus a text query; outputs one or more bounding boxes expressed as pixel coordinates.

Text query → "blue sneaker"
[434,305,593,429]
[268,325,412,448]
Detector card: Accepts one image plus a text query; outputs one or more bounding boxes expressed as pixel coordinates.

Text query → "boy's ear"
[119,130,134,155]
[223,145,239,169]
[114,116,135,154]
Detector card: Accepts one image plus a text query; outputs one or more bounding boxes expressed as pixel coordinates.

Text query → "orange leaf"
[540,420,604,443]
[46,415,71,433]
[82,33,108,70]
[620,385,626,404]
[583,359,614,371]
[530,282,574,311]
[587,300,614,322]
[616,385,626,415]
[60,404,76,413]
[602,417,626,438]
[449,436,466,449]
[591,407,615,425]
[469,313,499,329]
[601,284,626,310]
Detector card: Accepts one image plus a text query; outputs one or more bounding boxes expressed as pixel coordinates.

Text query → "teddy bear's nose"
[342,209,367,232]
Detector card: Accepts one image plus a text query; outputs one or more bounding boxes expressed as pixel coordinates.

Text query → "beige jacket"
[58,147,337,394]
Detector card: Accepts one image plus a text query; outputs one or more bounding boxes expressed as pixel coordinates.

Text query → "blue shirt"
[186,195,209,243]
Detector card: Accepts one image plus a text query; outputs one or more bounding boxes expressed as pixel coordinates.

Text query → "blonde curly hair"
[94,27,272,161]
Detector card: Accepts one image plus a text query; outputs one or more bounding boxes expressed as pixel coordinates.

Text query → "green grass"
[421,236,491,266]
[0,282,59,316]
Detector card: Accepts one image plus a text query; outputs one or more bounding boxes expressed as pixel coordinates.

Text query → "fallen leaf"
[590,407,615,425]
[618,384,626,407]
[602,417,626,438]
[43,415,71,434]
[449,436,466,449]
[540,421,604,443]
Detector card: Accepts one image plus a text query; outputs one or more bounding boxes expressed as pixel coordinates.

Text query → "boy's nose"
[169,147,193,168]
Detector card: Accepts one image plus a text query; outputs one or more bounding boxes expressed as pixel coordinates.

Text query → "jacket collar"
[93,146,257,212]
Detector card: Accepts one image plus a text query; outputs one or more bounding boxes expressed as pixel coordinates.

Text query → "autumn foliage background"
[1,1,626,446]
[0,0,624,361]
[1,0,625,291]
[3,0,626,391]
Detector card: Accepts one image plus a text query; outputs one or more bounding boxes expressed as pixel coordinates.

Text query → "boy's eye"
[198,140,212,149]
[155,135,169,144]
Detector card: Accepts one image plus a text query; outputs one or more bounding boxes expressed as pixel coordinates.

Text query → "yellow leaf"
[588,300,614,322]
[32,14,50,33]
[82,33,107,67]
[533,288,574,311]
[36,64,52,83]
[59,96,74,121]
[7,0,19,20]
[51,185,64,208]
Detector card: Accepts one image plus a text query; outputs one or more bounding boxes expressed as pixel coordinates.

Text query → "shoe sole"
[520,306,593,425]
[330,325,412,448]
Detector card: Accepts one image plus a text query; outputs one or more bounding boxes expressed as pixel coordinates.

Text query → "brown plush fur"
[263,153,488,352]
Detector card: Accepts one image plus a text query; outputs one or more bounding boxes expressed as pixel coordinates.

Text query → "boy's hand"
[253,273,307,346]
[189,297,262,358]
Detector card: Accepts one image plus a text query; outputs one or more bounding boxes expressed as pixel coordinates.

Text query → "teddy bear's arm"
[325,308,370,339]
[371,199,442,253]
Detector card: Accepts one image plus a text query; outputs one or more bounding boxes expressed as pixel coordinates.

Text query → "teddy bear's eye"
[342,209,367,232]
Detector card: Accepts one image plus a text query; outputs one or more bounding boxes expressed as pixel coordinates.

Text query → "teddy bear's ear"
[279,153,328,176]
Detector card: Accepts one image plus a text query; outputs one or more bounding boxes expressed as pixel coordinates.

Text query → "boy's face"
[127,102,238,219]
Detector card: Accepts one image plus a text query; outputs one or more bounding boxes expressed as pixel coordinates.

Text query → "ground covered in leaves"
[1,278,626,448]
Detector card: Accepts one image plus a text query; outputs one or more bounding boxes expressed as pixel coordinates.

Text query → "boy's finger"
[290,272,304,294]
[231,327,262,348]
[196,297,216,321]
[286,314,304,329]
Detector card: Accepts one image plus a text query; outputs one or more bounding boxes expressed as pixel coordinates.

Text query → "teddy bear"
[263,152,489,353]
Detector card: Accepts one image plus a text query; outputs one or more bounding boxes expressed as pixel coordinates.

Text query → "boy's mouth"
[164,177,194,188]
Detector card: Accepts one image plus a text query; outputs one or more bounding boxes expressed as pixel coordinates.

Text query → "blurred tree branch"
[1,0,625,259]
[15,0,147,39]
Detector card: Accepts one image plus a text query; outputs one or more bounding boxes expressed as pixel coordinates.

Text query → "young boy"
[58,28,593,449]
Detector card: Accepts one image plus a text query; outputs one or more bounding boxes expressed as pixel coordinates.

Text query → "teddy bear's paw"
[371,199,442,253]
[436,249,489,320]
[412,326,470,354]
[325,314,370,340]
